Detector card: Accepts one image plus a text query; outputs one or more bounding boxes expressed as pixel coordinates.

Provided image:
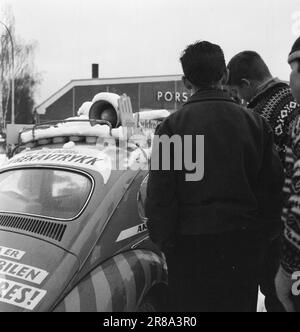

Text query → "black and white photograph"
[0,0,299,316]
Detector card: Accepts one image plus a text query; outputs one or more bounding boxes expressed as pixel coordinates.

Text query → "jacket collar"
[184,88,236,106]
[249,77,288,106]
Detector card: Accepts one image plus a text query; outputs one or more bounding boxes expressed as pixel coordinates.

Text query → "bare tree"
[0,5,41,130]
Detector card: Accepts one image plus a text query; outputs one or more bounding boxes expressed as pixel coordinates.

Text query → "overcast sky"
[2,0,300,104]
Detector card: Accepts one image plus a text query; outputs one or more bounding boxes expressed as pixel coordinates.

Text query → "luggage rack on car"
[10,116,155,158]
[20,119,113,140]
[11,119,114,157]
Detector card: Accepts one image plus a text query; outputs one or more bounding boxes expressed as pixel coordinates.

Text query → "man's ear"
[182,76,194,91]
[241,78,251,87]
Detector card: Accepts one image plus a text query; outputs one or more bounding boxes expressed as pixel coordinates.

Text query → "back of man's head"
[227,51,272,86]
[180,41,226,88]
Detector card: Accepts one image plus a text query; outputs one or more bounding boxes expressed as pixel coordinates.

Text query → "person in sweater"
[227,51,300,312]
[146,41,284,312]
[275,37,300,312]
[227,51,299,165]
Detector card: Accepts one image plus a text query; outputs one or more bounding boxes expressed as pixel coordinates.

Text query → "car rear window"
[0,168,92,220]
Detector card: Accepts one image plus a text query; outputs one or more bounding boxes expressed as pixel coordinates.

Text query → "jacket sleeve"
[257,120,285,237]
[281,117,300,274]
[145,119,179,252]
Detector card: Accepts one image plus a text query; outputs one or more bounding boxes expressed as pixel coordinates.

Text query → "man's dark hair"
[289,36,300,72]
[227,51,272,86]
[180,41,226,87]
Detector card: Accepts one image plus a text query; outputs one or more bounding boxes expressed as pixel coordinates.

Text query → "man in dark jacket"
[146,41,284,312]
[227,51,300,312]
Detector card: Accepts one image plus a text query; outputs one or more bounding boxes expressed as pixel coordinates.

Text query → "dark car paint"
[0,155,165,311]
[0,232,79,312]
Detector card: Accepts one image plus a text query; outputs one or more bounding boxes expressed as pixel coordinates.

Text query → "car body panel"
[0,144,167,311]
[0,103,170,312]
[54,250,167,312]
[0,231,79,312]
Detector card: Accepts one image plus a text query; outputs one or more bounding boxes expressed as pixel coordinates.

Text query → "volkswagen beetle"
[0,93,170,312]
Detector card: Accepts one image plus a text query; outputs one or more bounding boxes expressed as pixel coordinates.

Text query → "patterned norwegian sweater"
[248,78,300,274]
[248,78,299,164]
[281,116,300,274]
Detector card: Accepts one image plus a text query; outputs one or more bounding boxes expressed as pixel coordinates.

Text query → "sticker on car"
[0,277,47,310]
[116,223,148,242]
[0,258,49,285]
[0,246,26,261]
[4,148,112,184]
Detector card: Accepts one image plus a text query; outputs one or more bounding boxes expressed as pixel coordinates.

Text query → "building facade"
[36,75,190,122]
